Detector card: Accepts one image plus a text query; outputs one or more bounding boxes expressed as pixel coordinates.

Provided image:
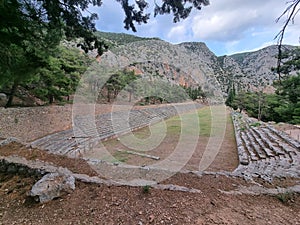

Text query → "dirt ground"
[275,123,300,142]
[0,106,299,224]
[0,166,299,225]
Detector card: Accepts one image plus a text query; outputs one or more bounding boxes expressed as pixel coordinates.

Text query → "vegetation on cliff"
[226,47,300,124]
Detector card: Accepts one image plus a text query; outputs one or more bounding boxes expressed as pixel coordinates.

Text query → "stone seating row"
[31,103,202,157]
[231,112,300,181]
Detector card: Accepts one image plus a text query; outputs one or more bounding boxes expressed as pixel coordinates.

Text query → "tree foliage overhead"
[0,0,106,55]
[154,0,209,22]
[0,0,210,107]
[0,0,210,55]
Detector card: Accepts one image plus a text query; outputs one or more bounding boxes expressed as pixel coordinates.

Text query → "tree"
[229,74,300,124]
[274,74,300,124]
[0,43,44,107]
[99,70,138,102]
[275,0,300,80]
[1,0,210,107]
[225,84,236,107]
[30,46,91,104]
[184,86,206,100]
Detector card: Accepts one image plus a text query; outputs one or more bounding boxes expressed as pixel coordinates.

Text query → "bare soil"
[0,168,299,225]
[275,123,300,142]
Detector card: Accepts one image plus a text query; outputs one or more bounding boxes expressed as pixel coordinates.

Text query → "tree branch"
[275,0,300,82]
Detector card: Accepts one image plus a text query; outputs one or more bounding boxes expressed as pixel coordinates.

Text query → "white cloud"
[93,0,300,55]
[167,25,187,41]
[194,10,259,40]
[190,0,294,42]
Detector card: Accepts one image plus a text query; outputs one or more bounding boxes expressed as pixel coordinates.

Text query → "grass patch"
[103,138,121,148]
[102,105,226,149]
[197,107,212,136]
[250,122,261,127]
[142,185,151,194]
[275,192,296,204]
[111,151,128,163]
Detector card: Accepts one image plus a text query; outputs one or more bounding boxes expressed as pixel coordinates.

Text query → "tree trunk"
[107,89,111,102]
[49,95,54,104]
[128,90,132,102]
[5,82,18,108]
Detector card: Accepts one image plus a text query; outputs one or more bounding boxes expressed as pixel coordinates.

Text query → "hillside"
[222,45,296,93]
[95,32,298,98]
[95,31,160,48]
[1,31,297,107]
[96,39,225,101]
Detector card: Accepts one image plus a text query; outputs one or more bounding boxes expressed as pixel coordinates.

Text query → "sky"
[91,0,300,56]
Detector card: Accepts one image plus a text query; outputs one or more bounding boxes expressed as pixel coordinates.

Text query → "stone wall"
[0,105,73,142]
[0,103,196,142]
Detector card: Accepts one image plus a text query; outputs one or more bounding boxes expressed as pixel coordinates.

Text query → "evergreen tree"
[29,47,90,104]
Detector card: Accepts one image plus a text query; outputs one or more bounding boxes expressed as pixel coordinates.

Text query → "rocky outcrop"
[216,45,296,93]
[99,40,224,100]
[97,32,297,96]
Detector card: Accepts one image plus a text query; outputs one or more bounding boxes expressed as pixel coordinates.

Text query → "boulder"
[0,93,7,100]
[30,172,75,203]
[0,93,7,106]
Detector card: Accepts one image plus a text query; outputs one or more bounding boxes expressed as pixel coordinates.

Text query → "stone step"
[266,125,300,150]
[244,131,267,159]
[31,103,203,155]
[237,145,250,165]
[260,128,287,155]
[240,132,259,161]
[248,127,275,157]
[231,112,300,181]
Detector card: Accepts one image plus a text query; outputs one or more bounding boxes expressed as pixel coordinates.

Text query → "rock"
[149,215,155,223]
[0,93,7,107]
[0,93,7,100]
[0,137,20,147]
[30,172,75,203]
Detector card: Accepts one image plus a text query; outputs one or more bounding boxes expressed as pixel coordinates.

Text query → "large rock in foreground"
[30,172,75,203]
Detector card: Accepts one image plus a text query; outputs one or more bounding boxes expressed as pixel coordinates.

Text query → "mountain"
[95,31,160,48]
[179,42,297,94]
[95,32,298,99]
[219,45,296,93]
[98,38,224,101]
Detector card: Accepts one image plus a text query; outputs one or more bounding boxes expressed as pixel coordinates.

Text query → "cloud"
[190,0,294,42]
[92,0,300,55]
[167,25,186,39]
